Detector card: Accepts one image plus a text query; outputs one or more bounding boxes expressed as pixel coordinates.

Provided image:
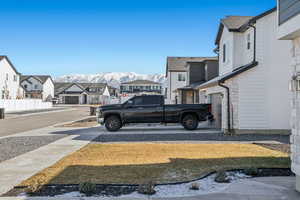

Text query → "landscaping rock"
[189,182,200,190]
[138,181,156,195]
[79,182,96,195]
[215,171,230,183]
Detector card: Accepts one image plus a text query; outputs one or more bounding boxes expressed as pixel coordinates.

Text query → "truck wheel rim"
[109,119,119,129]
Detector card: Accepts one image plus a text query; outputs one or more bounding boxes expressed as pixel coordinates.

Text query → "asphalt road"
[0,107,90,137]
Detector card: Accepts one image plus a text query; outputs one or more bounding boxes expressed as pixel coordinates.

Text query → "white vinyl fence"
[0,99,53,113]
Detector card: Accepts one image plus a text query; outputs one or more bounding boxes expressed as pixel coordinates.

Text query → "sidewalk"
[0,126,101,195]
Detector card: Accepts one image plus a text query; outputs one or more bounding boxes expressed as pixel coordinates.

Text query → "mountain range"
[55,72,166,88]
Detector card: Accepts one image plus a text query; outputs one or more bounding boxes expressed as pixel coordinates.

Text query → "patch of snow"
[49,171,251,198]
[55,72,166,88]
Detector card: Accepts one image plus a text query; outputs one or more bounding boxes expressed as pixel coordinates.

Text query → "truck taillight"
[208,104,212,113]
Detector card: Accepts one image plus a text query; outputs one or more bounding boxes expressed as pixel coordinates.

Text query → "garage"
[210,93,222,129]
[64,96,80,104]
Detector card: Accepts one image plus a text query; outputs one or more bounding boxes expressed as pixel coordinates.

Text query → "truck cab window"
[133,97,143,105]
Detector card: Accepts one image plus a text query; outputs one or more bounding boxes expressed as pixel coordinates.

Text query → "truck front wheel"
[105,116,122,132]
[182,114,199,130]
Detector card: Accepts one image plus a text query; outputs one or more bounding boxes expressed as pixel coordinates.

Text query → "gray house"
[176,58,218,104]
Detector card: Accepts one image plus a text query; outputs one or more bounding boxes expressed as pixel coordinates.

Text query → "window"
[223,44,226,63]
[24,84,28,89]
[6,73,8,81]
[34,85,38,89]
[178,74,185,81]
[133,97,143,105]
[143,96,161,105]
[1,90,4,99]
[13,75,17,82]
[247,33,251,50]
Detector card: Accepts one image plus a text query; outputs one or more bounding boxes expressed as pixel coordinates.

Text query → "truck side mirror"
[125,100,134,107]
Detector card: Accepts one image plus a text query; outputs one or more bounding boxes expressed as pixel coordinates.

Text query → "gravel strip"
[92,133,289,144]
[0,135,67,163]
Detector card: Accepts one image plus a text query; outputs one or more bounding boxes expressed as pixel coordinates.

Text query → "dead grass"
[20,143,290,186]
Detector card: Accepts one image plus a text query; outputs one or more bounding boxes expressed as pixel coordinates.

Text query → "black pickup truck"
[96,95,213,131]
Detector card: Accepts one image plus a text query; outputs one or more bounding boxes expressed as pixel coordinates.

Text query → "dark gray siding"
[279,0,300,24]
[205,60,219,81]
[188,62,205,84]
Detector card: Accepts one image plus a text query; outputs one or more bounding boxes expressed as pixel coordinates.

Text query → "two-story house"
[55,82,117,104]
[120,80,162,95]
[277,0,300,192]
[165,57,217,104]
[198,8,292,134]
[20,75,55,101]
[176,58,218,104]
[0,56,24,99]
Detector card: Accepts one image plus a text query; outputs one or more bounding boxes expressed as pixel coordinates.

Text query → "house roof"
[215,7,276,45]
[166,57,218,76]
[197,61,258,90]
[21,75,53,84]
[177,81,206,91]
[54,82,116,95]
[0,56,20,75]
[121,79,160,85]
[215,16,253,45]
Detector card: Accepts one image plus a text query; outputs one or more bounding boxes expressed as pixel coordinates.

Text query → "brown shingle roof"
[222,16,253,30]
[166,57,218,76]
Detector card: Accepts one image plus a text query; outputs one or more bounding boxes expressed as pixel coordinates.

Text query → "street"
[0,106,90,137]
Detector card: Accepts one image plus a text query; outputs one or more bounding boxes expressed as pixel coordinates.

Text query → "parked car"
[96,95,213,131]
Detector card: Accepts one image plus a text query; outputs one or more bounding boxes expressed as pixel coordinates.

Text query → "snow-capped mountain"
[55,72,166,88]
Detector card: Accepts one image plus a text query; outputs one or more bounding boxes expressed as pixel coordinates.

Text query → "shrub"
[189,182,200,190]
[244,168,259,176]
[214,171,230,183]
[79,182,96,195]
[138,181,156,195]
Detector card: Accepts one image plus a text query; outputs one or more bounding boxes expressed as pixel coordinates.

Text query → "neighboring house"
[55,82,117,104]
[120,80,162,95]
[165,57,217,104]
[176,58,218,104]
[197,8,292,132]
[20,75,55,101]
[277,0,300,192]
[0,56,23,99]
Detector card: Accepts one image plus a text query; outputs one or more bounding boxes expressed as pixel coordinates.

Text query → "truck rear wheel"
[182,114,199,130]
[105,116,122,132]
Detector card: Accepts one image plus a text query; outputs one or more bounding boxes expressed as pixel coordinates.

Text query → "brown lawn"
[20,143,290,186]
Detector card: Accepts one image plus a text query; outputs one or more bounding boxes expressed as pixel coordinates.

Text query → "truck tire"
[105,115,122,132]
[182,114,199,130]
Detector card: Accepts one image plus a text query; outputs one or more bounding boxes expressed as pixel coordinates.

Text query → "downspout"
[218,81,231,133]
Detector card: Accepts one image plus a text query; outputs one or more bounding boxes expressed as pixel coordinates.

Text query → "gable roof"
[21,75,53,84]
[0,56,20,75]
[121,79,160,85]
[54,82,116,95]
[215,16,253,45]
[215,7,276,45]
[166,57,218,76]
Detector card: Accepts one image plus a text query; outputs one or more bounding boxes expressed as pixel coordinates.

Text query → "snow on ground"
[42,172,250,198]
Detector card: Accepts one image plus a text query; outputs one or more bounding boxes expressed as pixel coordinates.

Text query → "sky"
[0,0,276,77]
